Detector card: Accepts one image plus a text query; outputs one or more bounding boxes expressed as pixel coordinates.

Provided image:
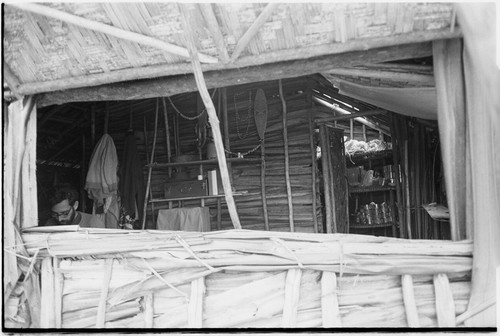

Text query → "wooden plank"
[279,79,295,232]
[9,3,217,64]
[230,3,280,62]
[432,39,466,240]
[180,3,241,229]
[321,271,341,327]
[433,273,456,327]
[401,274,420,327]
[53,258,63,328]
[25,29,461,97]
[38,42,436,107]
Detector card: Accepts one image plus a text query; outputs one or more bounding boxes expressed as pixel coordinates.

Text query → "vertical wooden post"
[319,124,333,233]
[81,134,87,212]
[391,114,406,238]
[221,88,234,188]
[104,102,109,134]
[180,3,241,229]
[20,96,37,228]
[260,138,269,231]
[279,79,295,232]
[403,139,412,239]
[433,39,467,241]
[142,100,159,230]
[162,98,174,209]
[91,104,96,146]
[308,111,319,233]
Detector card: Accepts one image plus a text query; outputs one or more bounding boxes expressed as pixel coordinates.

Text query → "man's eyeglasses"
[51,208,72,218]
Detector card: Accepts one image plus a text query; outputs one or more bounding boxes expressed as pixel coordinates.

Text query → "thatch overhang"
[3,2,458,103]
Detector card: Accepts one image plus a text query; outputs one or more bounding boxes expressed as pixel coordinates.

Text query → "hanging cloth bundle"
[85,134,120,229]
[118,130,145,222]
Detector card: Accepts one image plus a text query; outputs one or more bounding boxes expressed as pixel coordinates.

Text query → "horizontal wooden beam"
[18,28,461,97]
[38,42,435,107]
[315,109,386,123]
[324,68,435,86]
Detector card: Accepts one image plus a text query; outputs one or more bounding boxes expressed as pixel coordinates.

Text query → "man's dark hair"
[49,186,79,207]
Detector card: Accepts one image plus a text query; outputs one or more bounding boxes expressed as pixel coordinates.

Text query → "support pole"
[141,100,159,229]
[180,4,241,229]
[279,79,295,232]
[162,98,173,209]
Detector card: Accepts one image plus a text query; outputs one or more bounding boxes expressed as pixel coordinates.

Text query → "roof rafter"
[198,3,230,64]
[230,3,280,62]
[8,3,218,64]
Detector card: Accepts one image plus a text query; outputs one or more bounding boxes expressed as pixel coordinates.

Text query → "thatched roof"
[3,2,459,104]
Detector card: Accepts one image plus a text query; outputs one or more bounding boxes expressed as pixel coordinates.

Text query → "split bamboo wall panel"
[147,79,323,232]
[16,227,473,328]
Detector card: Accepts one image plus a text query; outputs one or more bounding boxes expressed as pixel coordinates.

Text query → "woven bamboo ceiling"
[3,2,459,106]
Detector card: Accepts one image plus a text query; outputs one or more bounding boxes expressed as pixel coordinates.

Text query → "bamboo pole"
[404,139,413,239]
[188,278,205,328]
[53,258,63,328]
[402,274,420,327]
[390,114,406,238]
[91,104,96,146]
[198,3,229,64]
[321,271,341,327]
[141,99,159,230]
[180,4,241,229]
[143,293,154,328]
[319,124,333,233]
[230,3,280,62]
[162,98,173,209]
[308,111,319,233]
[142,116,157,225]
[96,258,114,328]
[315,109,385,123]
[434,273,456,327]
[281,268,302,327]
[261,139,269,230]
[279,79,295,232]
[9,3,217,64]
[40,258,56,328]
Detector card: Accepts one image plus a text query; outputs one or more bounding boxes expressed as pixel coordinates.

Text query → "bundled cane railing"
[17,227,472,328]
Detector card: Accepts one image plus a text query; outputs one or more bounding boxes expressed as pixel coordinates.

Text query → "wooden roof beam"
[38,42,436,107]
[230,3,280,62]
[198,4,230,64]
[8,3,218,64]
[324,68,435,86]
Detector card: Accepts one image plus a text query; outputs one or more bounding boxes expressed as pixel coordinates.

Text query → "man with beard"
[46,186,104,228]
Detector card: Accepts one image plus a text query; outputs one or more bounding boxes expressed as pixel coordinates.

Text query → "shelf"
[147,157,261,168]
[349,185,396,193]
[349,222,394,229]
[149,191,249,203]
[346,149,393,167]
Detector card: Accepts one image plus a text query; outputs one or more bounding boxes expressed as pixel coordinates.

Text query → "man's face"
[51,199,76,225]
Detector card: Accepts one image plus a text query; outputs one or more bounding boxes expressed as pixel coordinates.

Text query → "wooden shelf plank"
[349,222,394,229]
[349,185,396,193]
[147,157,261,168]
[150,191,251,203]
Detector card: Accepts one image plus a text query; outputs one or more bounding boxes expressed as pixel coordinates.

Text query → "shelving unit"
[346,149,399,237]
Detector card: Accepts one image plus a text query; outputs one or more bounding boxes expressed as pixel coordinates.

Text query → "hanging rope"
[167,89,218,120]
